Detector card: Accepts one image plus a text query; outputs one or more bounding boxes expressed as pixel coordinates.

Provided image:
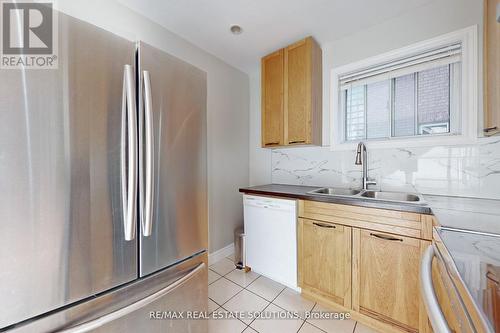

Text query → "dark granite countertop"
[239,184,432,214]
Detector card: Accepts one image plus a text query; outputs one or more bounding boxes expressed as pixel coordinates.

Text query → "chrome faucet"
[355,142,377,190]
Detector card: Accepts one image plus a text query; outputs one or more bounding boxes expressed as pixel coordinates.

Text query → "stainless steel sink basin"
[308,188,361,196]
[308,187,425,205]
[360,190,422,203]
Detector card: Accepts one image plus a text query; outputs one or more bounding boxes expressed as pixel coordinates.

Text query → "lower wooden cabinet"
[352,229,430,333]
[298,218,352,308]
[297,201,434,333]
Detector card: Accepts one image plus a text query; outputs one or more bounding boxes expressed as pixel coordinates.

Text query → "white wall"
[57,0,250,253]
[249,71,272,185]
[249,0,485,187]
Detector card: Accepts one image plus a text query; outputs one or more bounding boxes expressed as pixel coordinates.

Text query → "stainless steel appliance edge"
[5,253,208,333]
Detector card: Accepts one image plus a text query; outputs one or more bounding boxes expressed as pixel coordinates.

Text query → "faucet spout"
[355,142,376,190]
[355,143,363,165]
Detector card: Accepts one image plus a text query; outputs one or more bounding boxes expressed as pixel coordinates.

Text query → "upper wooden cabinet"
[483,0,500,136]
[261,49,284,146]
[261,37,322,147]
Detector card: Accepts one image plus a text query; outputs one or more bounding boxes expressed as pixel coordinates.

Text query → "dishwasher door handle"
[246,202,288,210]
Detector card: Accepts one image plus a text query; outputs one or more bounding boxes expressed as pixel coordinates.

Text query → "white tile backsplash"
[271,139,500,199]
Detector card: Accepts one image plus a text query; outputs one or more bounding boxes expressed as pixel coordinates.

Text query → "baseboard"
[208,243,234,266]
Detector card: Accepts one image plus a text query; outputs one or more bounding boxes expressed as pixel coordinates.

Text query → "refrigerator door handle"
[121,64,138,241]
[57,263,205,333]
[141,70,154,237]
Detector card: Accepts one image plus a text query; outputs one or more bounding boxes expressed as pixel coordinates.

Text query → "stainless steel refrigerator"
[0,10,208,333]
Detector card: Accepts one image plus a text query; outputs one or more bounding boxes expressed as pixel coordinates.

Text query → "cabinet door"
[483,0,500,136]
[352,229,428,332]
[298,218,352,308]
[261,49,284,147]
[285,39,310,145]
[284,37,322,146]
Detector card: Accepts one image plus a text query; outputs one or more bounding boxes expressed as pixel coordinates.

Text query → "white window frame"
[330,26,478,150]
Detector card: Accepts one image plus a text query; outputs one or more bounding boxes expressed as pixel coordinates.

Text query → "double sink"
[308,187,425,204]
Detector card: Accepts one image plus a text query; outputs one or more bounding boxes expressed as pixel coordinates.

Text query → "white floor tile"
[306,304,356,333]
[208,269,222,284]
[225,269,260,287]
[208,309,247,333]
[355,322,379,333]
[223,289,270,324]
[299,322,326,333]
[226,253,235,261]
[273,288,315,319]
[210,258,236,276]
[208,298,219,314]
[246,276,286,302]
[209,277,243,305]
[250,304,305,333]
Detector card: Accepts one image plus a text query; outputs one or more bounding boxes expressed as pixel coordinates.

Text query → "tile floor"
[208,255,377,333]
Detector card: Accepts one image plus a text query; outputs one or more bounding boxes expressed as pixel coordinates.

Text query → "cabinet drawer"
[299,200,431,240]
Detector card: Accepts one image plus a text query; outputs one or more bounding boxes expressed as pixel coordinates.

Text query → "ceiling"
[118,0,434,73]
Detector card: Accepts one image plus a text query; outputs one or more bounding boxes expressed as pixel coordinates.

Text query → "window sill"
[330,134,478,151]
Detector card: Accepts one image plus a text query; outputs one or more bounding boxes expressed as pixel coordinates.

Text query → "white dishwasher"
[243,195,298,290]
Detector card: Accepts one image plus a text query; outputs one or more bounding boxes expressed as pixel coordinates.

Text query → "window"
[331,26,478,149]
[341,46,461,142]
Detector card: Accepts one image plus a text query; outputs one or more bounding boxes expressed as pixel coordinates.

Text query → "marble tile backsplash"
[271,138,500,199]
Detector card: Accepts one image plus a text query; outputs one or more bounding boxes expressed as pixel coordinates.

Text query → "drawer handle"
[289,140,306,144]
[484,126,498,133]
[265,142,279,146]
[370,233,403,242]
[313,222,336,229]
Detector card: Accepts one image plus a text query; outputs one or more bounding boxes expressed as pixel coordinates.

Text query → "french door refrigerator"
[0,10,208,333]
